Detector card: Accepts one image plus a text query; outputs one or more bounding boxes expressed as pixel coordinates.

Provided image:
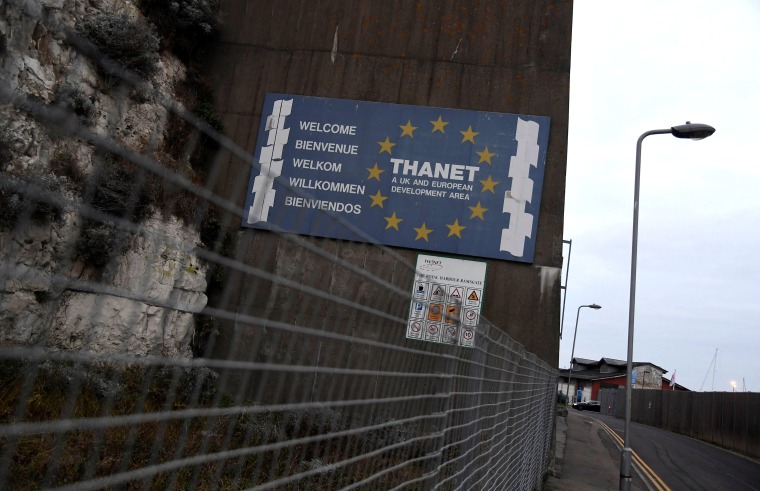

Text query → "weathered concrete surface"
[546,410,647,491]
[204,1,572,388]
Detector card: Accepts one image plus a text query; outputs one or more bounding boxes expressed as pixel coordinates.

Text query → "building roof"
[633,361,667,373]
[572,357,668,374]
[558,368,601,380]
[573,357,598,366]
[601,357,626,366]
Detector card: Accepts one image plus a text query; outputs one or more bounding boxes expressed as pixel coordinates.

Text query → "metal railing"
[0,0,558,489]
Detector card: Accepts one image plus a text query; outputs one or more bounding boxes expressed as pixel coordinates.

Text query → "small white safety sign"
[405,254,487,348]
[406,320,423,339]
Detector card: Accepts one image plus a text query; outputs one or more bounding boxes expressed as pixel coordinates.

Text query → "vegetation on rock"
[76,14,161,79]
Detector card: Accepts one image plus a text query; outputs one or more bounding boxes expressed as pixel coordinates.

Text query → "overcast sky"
[560,1,760,392]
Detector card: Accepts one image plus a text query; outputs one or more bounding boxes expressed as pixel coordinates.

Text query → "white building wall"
[557,381,593,403]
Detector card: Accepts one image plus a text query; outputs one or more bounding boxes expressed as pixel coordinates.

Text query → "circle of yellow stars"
[365,115,501,242]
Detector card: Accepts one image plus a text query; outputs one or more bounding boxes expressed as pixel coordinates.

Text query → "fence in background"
[0,0,558,489]
[613,390,760,460]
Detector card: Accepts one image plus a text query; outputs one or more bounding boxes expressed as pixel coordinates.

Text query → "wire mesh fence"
[1,0,559,489]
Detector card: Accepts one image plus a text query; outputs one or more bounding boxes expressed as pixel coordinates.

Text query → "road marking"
[593,417,672,491]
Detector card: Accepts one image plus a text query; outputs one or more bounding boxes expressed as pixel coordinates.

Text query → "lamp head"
[671,122,716,140]
[589,304,602,310]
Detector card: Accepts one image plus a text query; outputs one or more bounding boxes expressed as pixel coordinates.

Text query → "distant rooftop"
[572,357,668,374]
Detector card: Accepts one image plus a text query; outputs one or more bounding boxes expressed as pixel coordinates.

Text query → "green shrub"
[87,153,159,222]
[0,183,23,229]
[139,0,220,60]
[31,173,67,223]
[192,314,216,357]
[199,207,222,247]
[0,127,13,168]
[193,100,223,133]
[76,222,130,268]
[163,74,224,177]
[50,150,86,193]
[76,15,160,79]
[0,172,67,229]
[54,86,98,127]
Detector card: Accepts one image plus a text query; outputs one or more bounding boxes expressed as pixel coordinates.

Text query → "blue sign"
[242,93,551,262]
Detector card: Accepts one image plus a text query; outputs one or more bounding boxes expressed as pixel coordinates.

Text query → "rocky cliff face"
[0,0,210,357]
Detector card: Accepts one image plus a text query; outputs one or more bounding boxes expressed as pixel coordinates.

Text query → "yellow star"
[469,201,488,220]
[377,137,396,155]
[384,212,403,231]
[446,219,466,238]
[460,125,479,144]
[413,223,433,241]
[480,175,500,193]
[430,115,449,134]
[366,163,384,181]
[399,120,418,138]
[476,146,496,165]
[369,190,388,208]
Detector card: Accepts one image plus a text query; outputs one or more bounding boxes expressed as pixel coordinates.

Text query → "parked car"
[572,400,601,412]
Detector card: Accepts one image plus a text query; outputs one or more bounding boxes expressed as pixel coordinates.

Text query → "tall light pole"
[565,303,602,405]
[620,122,715,491]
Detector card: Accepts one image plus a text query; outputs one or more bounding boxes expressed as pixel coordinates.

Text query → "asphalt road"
[588,412,760,491]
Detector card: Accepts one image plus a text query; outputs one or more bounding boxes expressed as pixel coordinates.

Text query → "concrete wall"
[203,1,572,397]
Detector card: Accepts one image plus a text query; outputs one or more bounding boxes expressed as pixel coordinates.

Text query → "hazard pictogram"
[444,304,460,324]
[425,323,442,342]
[428,303,443,322]
[442,325,457,344]
[406,319,423,340]
[465,288,482,306]
[462,308,478,327]
[449,287,463,299]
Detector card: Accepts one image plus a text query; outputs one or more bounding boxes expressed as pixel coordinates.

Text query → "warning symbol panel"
[427,303,443,322]
[405,254,486,348]
[465,288,482,306]
[431,284,446,301]
[462,308,479,327]
[448,286,463,300]
[407,320,423,339]
[444,304,460,324]
[425,323,441,342]
[442,325,458,344]
[460,328,475,347]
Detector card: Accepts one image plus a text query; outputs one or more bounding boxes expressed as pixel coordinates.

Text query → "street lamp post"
[620,122,715,491]
[565,303,602,405]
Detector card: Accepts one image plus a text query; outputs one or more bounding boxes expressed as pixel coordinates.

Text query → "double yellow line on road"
[593,417,672,491]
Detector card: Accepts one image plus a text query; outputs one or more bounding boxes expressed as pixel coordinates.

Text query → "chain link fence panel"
[0,0,559,489]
